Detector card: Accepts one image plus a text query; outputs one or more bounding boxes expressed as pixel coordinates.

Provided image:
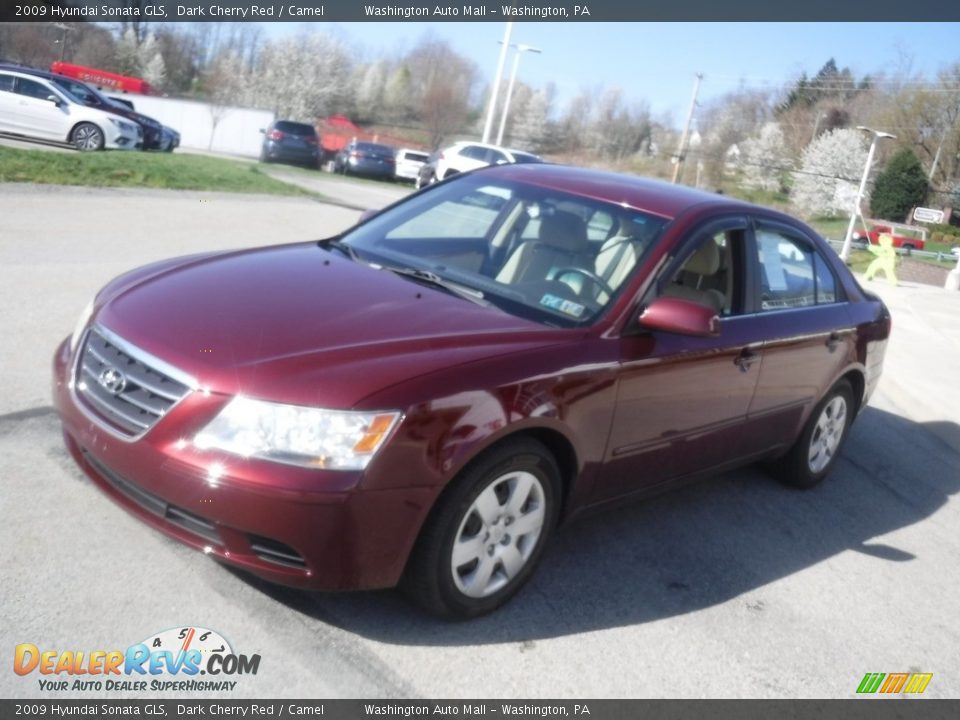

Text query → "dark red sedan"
[53,164,890,618]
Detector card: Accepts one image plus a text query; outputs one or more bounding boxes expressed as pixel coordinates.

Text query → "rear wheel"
[403,439,561,619]
[72,123,104,152]
[772,380,854,489]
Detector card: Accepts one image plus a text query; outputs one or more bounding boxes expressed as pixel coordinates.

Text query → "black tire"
[402,438,561,619]
[772,380,855,489]
[72,122,104,152]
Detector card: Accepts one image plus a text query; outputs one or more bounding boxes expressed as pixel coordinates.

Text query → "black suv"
[259,120,321,168]
[0,63,164,150]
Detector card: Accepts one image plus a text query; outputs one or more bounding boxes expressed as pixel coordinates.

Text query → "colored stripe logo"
[857,672,933,694]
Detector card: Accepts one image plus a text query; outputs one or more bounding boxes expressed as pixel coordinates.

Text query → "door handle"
[734,349,760,372]
[826,332,843,351]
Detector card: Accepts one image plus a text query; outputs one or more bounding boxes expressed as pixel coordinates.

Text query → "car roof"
[477,163,755,220]
[0,66,55,84]
[0,63,57,80]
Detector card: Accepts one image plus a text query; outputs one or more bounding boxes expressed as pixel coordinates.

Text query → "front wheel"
[403,438,561,619]
[72,123,104,152]
[773,380,854,489]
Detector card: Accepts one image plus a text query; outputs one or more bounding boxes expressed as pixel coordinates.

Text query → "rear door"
[740,220,855,456]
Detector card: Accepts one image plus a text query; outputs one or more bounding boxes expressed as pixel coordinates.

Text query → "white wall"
[106,93,274,158]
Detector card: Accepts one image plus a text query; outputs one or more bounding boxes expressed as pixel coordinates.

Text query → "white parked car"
[0,68,140,151]
[428,141,542,184]
[394,148,430,182]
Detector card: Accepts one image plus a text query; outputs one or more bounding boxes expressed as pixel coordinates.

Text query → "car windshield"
[341,175,668,327]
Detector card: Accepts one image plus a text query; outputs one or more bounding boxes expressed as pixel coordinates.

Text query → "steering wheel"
[552,267,616,299]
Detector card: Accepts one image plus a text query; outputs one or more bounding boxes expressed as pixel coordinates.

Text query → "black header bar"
[3,0,960,22]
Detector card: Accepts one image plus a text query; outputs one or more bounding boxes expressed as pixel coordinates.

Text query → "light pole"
[481,22,514,145]
[840,126,896,262]
[496,44,542,147]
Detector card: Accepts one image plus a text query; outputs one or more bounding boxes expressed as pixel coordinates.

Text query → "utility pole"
[53,23,74,63]
[482,22,514,145]
[811,110,824,144]
[671,72,703,184]
[928,126,949,183]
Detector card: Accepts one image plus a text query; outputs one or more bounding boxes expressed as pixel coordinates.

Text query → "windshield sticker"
[540,294,586,318]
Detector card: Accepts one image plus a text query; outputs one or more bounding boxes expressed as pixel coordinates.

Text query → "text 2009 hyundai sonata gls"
[53,164,890,618]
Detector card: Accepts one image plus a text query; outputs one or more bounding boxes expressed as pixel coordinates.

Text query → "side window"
[0,74,14,93]
[814,253,838,304]
[755,228,825,311]
[661,229,741,316]
[488,149,507,165]
[16,78,53,100]
[461,146,483,160]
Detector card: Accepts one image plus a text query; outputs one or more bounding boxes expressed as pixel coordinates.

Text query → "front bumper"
[104,124,139,151]
[52,335,433,591]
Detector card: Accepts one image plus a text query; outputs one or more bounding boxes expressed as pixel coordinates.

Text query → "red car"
[53,164,891,618]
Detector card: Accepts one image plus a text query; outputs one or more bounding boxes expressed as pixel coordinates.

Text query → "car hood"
[94,243,568,408]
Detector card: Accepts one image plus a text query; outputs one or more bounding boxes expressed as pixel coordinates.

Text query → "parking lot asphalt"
[1,184,958,699]
[259,167,412,210]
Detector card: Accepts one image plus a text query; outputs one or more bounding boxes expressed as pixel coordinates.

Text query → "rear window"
[511,152,542,164]
[274,121,316,136]
[400,151,429,162]
[357,143,394,154]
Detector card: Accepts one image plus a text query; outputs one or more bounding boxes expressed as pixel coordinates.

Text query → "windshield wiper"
[318,237,361,263]
[381,266,488,306]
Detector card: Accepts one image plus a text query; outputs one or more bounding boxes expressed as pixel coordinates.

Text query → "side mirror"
[357,208,379,224]
[637,297,720,337]
[46,95,61,106]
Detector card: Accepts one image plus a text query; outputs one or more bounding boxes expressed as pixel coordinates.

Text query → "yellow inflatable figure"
[864,233,898,286]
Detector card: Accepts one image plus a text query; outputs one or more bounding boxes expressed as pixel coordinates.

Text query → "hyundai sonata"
[53,164,890,618]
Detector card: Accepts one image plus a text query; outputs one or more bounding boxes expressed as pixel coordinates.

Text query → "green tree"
[870,148,929,221]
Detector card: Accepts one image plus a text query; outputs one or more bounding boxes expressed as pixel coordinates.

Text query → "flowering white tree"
[247,32,353,121]
[738,122,791,192]
[792,128,868,217]
[113,29,165,88]
[354,60,388,121]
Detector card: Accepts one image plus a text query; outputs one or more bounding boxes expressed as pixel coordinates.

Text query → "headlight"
[193,396,401,470]
[69,299,95,353]
[108,117,136,133]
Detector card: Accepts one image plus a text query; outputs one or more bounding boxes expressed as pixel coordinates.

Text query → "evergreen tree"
[870,148,929,221]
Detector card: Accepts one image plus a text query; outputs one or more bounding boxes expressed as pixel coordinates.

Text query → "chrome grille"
[75,326,192,437]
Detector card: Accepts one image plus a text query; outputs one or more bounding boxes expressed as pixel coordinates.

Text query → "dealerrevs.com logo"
[14,627,261,693]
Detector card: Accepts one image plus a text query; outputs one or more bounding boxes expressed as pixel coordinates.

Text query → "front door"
[596,218,767,501]
[14,77,69,140]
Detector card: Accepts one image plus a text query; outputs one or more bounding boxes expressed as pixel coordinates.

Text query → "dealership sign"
[913,207,945,223]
